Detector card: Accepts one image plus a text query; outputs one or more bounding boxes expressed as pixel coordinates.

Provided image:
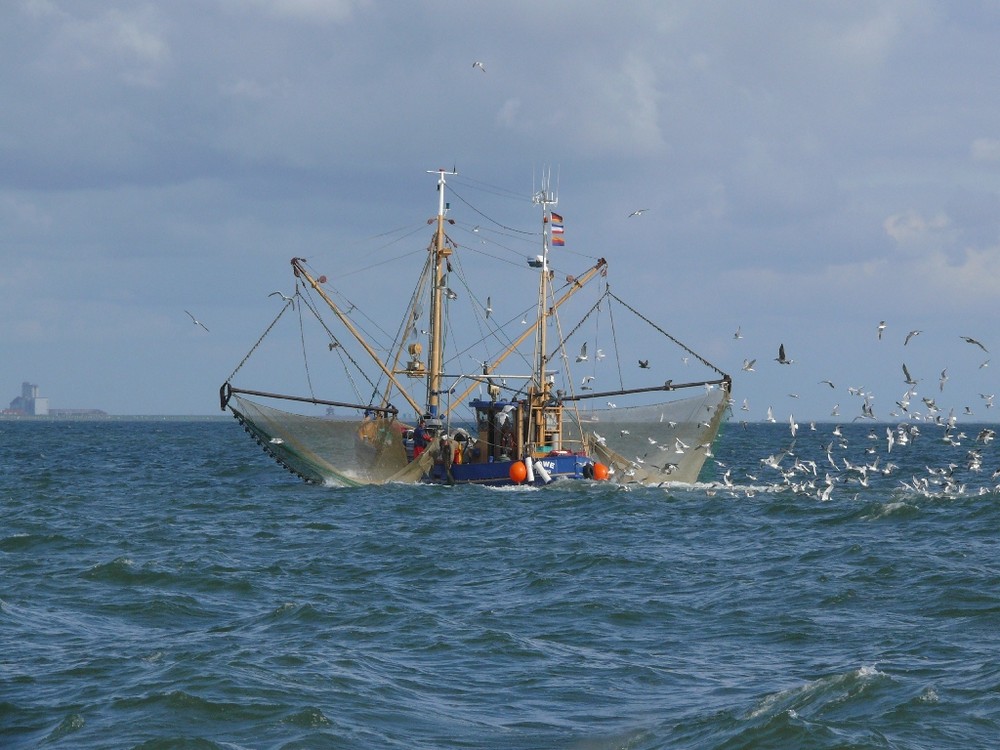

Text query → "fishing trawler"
[220,169,731,486]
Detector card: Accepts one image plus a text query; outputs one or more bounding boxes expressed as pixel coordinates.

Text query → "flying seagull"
[742,358,756,372]
[485,296,493,319]
[904,329,922,346]
[472,61,486,72]
[627,209,649,218]
[877,320,886,340]
[902,363,918,385]
[638,359,650,369]
[960,336,988,352]
[268,290,295,305]
[775,343,793,364]
[733,326,743,340]
[185,310,209,332]
[576,342,588,362]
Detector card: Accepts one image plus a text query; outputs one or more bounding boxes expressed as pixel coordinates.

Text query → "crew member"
[413,418,428,460]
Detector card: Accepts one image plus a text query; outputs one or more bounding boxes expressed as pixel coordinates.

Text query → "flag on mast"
[549,211,564,245]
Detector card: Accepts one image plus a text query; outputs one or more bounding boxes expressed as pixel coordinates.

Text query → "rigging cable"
[227,297,296,383]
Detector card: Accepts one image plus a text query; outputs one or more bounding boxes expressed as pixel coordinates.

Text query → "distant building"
[7,382,48,416]
[2,381,106,417]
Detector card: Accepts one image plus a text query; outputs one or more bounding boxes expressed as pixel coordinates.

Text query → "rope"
[227,299,294,382]
[607,291,729,379]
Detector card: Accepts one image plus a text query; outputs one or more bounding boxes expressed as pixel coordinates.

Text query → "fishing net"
[568,385,730,484]
[229,395,408,485]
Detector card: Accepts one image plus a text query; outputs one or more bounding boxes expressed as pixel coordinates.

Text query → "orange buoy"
[509,460,527,483]
[592,462,609,481]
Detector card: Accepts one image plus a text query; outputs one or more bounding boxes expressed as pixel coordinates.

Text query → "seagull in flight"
[742,358,756,372]
[904,329,922,346]
[638,359,650,369]
[185,310,209,332]
[576,342,588,362]
[733,326,743,340]
[627,209,649,218]
[902,363,918,385]
[775,343,793,364]
[472,61,486,72]
[960,336,988,352]
[268,290,294,303]
[485,296,493,319]
[877,320,886,340]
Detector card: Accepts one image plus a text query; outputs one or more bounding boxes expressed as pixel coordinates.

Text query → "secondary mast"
[532,171,558,394]
[425,168,456,422]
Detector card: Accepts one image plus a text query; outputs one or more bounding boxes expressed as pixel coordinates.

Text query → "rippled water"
[2,418,998,748]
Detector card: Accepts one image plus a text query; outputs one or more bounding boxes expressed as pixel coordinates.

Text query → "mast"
[425,168,456,422]
[520,169,559,452]
[532,171,557,395]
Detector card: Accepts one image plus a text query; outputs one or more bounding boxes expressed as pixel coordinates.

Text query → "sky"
[2,0,1000,422]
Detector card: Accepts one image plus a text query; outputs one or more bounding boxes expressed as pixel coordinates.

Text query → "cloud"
[883,210,951,245]
[32,5,171,86]
[971,137,1000,162]
[240,0,368,23]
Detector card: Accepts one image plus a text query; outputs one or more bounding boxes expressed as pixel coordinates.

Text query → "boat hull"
[423,453,589,486]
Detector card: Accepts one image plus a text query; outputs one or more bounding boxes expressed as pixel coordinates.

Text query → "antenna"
[532,165,558,208]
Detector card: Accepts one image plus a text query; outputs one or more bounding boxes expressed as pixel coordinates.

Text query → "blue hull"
[423,453,590,486]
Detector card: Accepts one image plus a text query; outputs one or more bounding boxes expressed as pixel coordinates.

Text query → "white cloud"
[241,0,368,23]
[883,210,951,245]
[971,137,1000,162]
[35,5,171,86]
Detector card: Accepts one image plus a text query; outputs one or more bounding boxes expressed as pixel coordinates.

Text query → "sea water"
[2,417,998,749]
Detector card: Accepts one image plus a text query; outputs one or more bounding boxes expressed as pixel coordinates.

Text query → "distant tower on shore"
[7,382,49,416]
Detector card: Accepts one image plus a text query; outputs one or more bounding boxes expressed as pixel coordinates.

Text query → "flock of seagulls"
[708,320,999,501]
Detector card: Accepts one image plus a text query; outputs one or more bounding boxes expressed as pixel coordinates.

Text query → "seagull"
[576,342,588,362]
[485,296,492,319]
[819,380,835,389]
[904,329,922,346]
[902,363,918,385]
[638,359,650,369]
[581,375,595,386]
[939,368,948,392]
[742,358,756,372]
[595,348,606,360]
[472,61,486,72]
[960,336,988,352]
[733,326,743,340]
[185,310,209,332]
[877,320,886,340]
[775,343,793,364]
[445,288,458,300]
[268,291,294,304]
[627,209,648,218]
